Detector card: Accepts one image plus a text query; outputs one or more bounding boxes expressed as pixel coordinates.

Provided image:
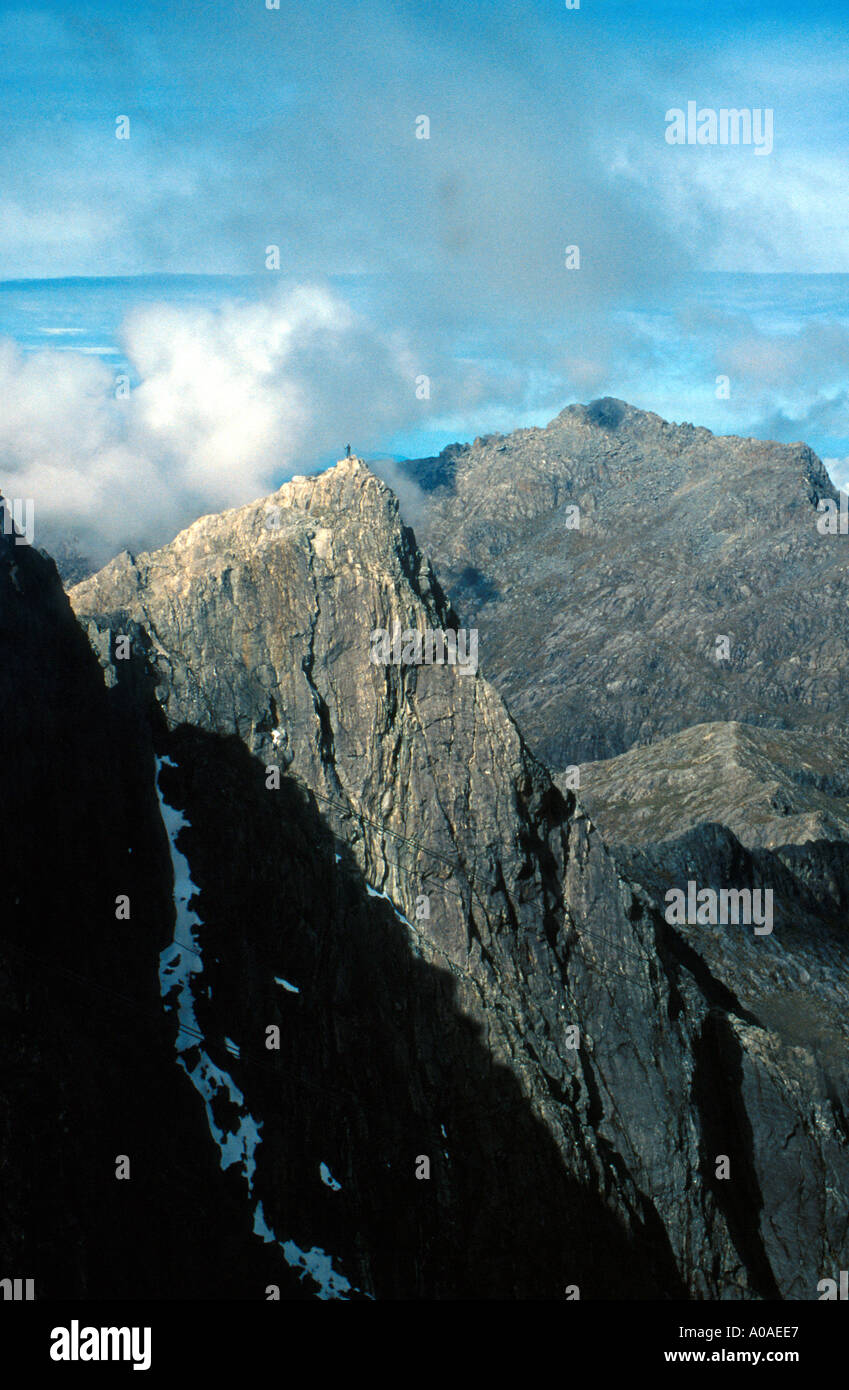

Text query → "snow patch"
[320,1162,342,1191]
[156,757,262,1193]
[156,756,361,1301]
[253,1203,354,1301]
[366,882,415,930]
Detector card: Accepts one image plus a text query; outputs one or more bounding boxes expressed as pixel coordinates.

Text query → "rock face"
[57,458,849,1300]
[555,720,849,1248]
[398,405,849,1296]
[402,398,847,770]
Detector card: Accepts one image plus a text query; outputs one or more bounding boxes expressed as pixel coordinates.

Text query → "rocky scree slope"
[68,458,849,1299]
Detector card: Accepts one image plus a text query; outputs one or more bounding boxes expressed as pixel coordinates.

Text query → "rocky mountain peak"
[5,400,848,1303]
[58,449,849,1300]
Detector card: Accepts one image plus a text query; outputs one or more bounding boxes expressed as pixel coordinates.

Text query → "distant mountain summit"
[404,398,842,769]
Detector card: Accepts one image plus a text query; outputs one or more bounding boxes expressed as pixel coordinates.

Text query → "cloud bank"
[2,1,848,569]
[5,269,849,575]
[0,284,434,565]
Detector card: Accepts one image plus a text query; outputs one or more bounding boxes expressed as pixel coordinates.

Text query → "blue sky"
[4,0,849,280]
[1,0,849,560]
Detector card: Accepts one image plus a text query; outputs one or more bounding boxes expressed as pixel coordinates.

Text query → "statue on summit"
[345,444,351,458]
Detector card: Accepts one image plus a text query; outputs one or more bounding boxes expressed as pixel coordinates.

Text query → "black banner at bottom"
[1,1296,845,1378]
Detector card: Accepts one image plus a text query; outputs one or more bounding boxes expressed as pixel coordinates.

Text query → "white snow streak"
[156,757,262,1191]
[156,755,360,1301]
[366,882,415,929]
[253,1202,353,1301]
[274,976,300,994]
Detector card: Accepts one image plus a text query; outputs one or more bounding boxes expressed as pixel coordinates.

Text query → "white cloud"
[0,284,443,567]
[825,456,849,492]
